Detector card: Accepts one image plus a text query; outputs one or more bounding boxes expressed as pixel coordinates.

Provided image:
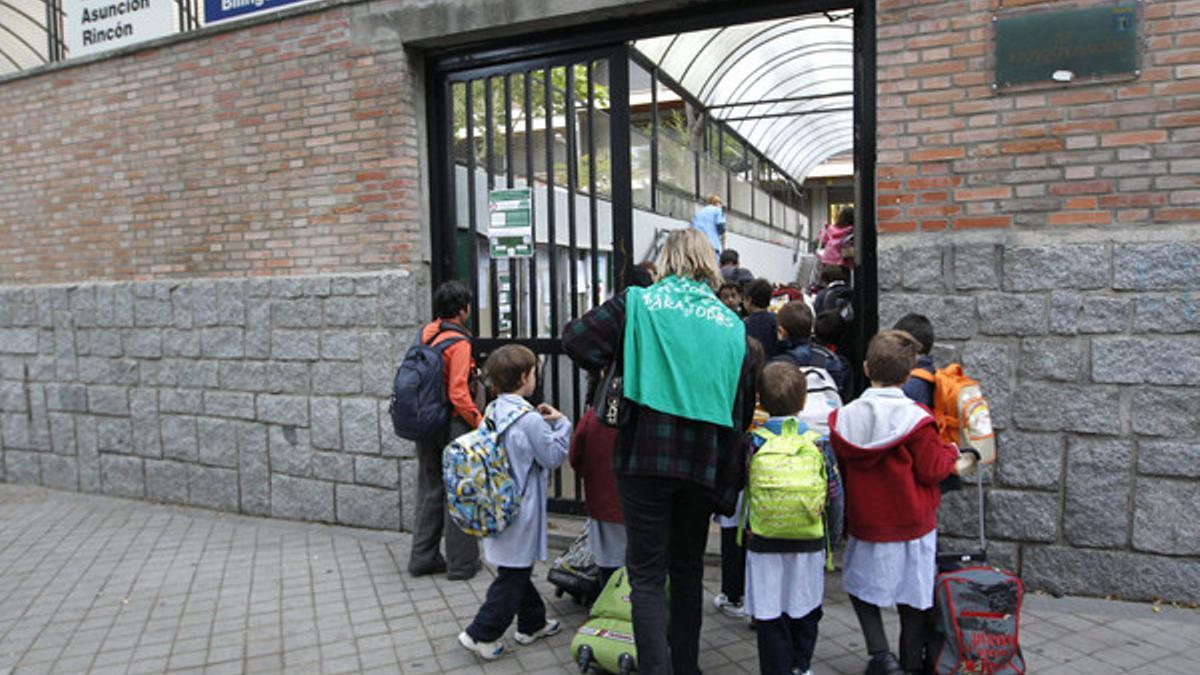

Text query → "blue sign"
[204,0,315,24]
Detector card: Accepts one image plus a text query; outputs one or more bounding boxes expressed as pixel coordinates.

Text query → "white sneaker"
[458,631,506,660]
[514,619,561,645]
[713,593,747,619]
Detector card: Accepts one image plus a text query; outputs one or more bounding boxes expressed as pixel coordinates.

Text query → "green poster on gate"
[488,188,534,258]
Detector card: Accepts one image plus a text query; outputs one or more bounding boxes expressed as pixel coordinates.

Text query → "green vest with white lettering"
[622,275,746,427]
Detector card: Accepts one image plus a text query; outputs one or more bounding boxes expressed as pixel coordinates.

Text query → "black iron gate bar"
[44,0,63,62]
[483,75,496,340]
[524,70,538,342]
[650,64,660,212]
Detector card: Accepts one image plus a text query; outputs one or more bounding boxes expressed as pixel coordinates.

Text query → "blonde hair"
[656,228,722,290]
[707,194,723,206]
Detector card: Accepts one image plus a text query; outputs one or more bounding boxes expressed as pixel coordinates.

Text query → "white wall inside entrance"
[455,165,802,286]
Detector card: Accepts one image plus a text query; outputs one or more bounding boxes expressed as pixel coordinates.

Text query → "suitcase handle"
[962,446,986,552]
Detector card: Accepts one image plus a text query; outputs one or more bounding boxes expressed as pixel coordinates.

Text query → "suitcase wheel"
[555,588,565,598]
[618,652,634,675]
[577,644,593,673]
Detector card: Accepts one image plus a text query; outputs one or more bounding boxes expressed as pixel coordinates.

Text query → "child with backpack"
[892,314,936,408]
[457,344,572,661]
[771,301,849,400]
[829,331,974,675]
[569,372,625,592]
[893,312,997,474]
[400,280,482,581]
[713,337,768,620]
[813,310,846,356]
[743,362,843,675]
[817,206,855,271]
[813,265,854,320]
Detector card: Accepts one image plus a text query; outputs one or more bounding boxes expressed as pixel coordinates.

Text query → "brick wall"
[0,271,426,531]
[877,0,1198,232]
[0,7,420,284]
[877,0,1200,602]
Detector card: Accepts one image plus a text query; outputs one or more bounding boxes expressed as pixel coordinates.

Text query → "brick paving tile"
[2,484,1200,674]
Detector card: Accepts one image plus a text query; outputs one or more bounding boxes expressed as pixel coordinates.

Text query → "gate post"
[608,45,634,292]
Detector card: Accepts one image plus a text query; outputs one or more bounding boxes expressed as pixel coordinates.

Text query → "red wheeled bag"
[932,456,1025,674]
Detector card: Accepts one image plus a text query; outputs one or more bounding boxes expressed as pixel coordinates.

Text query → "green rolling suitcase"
[570,567,638,674]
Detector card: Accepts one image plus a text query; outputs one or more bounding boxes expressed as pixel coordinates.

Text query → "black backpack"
[389,323,468,440]
[820,282,855,323]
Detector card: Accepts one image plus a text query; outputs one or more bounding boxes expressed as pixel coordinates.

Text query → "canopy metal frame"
[634,14,855,185]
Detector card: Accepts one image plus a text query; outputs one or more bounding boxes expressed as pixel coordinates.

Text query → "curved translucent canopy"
[634,14,854,183]
[0,0,52,76]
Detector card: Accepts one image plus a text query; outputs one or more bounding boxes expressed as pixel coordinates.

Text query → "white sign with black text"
[66,0,176,59]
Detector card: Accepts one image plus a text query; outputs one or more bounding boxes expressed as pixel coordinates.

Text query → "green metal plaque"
[995,4,1139,88]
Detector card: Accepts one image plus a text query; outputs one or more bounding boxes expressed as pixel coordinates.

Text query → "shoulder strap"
[751,426,777,443]
[437,321,471,338]
[800,366,836,389]
[809,344,833,369]
[910,368,936,384]
[431,335,465,354]
[426,320,470,344]
[424,321,469,351]
[486,402,534,435]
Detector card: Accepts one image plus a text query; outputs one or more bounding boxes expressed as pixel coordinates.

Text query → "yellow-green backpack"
[739,420,827,545]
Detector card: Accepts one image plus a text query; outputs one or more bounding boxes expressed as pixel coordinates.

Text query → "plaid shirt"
[563,291,757,515]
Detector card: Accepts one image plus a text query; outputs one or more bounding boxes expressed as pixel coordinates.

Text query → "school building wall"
[1,0,1199,603]
[875,0,1200,603]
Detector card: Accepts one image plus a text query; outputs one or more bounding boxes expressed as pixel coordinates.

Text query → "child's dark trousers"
[720,526,746,602]
[465,566,547,642]
[755,606,823,675]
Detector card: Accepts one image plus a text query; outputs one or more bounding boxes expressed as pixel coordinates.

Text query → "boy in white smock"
[457,345,572,661]
[743,362,843,675]
[829,331,973,674]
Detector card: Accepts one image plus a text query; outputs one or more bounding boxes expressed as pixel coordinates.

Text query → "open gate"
[428,46,634,513]
[426,1,878,515]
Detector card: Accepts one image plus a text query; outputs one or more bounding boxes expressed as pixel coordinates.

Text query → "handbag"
[593,324,631,428]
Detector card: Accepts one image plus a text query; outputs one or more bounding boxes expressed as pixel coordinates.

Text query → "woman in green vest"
[564,228,758,675]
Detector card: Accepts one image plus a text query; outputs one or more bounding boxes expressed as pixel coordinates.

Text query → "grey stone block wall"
[880,240,1200,603]
[0,270,425,532]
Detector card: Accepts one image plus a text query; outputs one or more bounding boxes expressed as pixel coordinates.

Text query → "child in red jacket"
[569,375,625,591]
[829,330,974,675]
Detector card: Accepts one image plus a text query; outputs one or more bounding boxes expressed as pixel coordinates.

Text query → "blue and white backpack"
[442,401,533,537]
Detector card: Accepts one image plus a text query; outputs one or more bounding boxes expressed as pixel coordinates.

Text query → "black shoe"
[446,560,482,581]
[408,560,447,577]
[865,652,904,675]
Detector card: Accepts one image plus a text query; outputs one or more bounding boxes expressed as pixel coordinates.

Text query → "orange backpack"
[910,364,995,465]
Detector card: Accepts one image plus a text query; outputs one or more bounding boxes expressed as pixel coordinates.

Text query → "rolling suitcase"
[932,454,1025,674]
[572,567,661,674]
[547,530,602,606]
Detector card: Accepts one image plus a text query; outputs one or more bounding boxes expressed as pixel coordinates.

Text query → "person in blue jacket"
[691,194,726,258]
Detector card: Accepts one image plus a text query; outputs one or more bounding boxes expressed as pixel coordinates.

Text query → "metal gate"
[426,1,878,515]
[428,46,634,514]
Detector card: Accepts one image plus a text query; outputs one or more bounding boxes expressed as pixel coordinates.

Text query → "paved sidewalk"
[1,485,1198,675]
